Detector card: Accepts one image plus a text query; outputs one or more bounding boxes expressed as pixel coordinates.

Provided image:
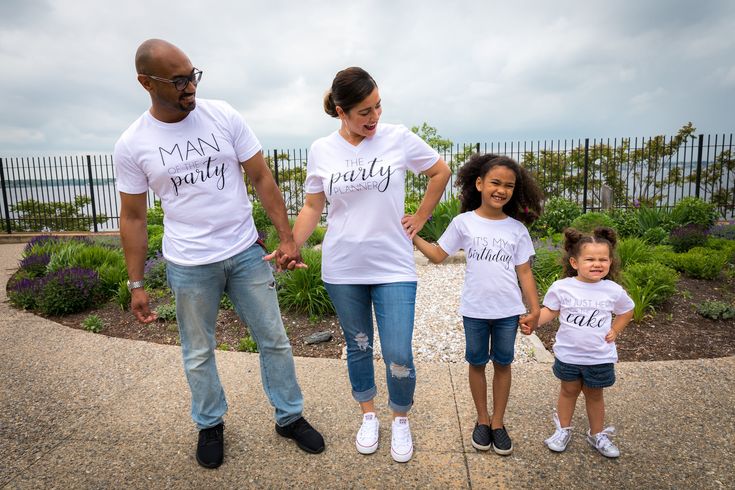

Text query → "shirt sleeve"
[113,137,149,194]
[613,286,635,314]
[514,226,535,266]
[542,282,561,310]
[436,217,464,256]
[221,101,261,163]
[303,142,324,194]
[401,125,440,174]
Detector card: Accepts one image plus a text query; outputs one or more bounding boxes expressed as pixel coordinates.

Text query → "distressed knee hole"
[268,281,276,289]
[389,362,413,379]
[354,332,371,351]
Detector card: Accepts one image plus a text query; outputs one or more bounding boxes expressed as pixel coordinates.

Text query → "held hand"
[519,310,540,335]
[401,214,428,239]
[131,289,157,324]
[519,321,535,336]
[605,329,619,343]
[264,241,308,271]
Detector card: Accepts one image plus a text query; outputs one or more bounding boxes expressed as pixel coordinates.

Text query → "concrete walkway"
[1,242,733,489]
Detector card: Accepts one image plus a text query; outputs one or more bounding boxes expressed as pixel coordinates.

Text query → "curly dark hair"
[561,227,621,282]
[455,153,544,225]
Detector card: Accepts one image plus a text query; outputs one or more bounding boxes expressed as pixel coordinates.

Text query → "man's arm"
[119,191,156,323]
[242,151,299,268]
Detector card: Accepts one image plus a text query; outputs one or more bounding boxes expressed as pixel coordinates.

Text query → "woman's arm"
[401,159,451,238]
[413,234,449,264]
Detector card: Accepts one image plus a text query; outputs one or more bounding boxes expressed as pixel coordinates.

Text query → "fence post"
[695,134,704,199]
[583,138,590,213]
[86,155,99,232]
[0,157,11,233]
[476,143,480,153]
[273,149,280,186]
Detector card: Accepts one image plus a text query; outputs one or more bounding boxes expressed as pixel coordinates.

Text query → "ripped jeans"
[166,243,303,429]
[324,282,417,413]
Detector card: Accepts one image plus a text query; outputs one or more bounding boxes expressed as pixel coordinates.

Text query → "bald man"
[114,39,324,469]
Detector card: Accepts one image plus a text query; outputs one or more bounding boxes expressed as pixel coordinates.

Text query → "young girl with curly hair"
[522,227,634,458]
[413,153,543,455]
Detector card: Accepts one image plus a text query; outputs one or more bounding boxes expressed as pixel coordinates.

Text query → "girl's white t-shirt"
[114,99,262,266]
[304,123,439,284]
[543,277,635,365]
[437,212,535,319]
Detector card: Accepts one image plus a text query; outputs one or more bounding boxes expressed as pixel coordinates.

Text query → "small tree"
[10,195,108,232]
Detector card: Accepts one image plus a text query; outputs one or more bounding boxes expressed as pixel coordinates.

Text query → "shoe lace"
[358,418,378,438]
[393,421,411,445]
[544,411,572,445]
[202,424,223,444]
[595,427,617,450]
[291,417,311,436]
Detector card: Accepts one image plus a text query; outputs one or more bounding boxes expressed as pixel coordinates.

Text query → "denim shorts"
[552,358,616,388]
[462,315,519,366]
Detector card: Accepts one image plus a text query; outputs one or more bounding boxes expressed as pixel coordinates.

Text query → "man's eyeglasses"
[145,68,203,91]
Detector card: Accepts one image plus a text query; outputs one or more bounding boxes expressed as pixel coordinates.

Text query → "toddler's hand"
[519,321,535,335]
[605,329,619,343]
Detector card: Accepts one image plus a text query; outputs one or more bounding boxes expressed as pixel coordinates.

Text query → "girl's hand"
[401,214,427,239]
[605,329,619,343]
[519,310,540,334]
[519,321,535,335]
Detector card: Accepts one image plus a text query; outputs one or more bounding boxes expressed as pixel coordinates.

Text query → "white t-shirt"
[543,277,635,365]
[304,123,439,284]
[114,99,262,266]
[437,212,535,319]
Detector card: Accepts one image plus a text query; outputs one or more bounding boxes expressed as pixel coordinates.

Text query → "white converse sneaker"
[390,417,413,463]
[544,412,572,452]
[355,412,379,454]
[586,427,620,458]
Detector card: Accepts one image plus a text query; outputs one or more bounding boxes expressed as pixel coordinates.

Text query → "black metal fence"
[1,132,732,233]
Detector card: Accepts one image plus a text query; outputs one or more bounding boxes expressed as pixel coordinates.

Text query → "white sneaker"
[355,412,379,454]
[586,427,620,458]
[390,417,413,463]
[544,412,572,452]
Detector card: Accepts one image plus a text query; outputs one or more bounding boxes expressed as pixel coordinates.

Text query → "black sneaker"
[196,423,224,469]
[471,423,492,451]
[275,417,325,454]
[491,426,513,456]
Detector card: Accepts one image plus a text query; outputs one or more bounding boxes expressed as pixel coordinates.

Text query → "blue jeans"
[462,315,520,366]
[324,282,417,413]
[166,243,303,429]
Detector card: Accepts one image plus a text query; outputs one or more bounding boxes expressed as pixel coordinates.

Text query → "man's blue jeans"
[324,282,417,413]
[166,243,303,429]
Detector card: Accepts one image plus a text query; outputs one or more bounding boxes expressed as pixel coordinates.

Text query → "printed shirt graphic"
[114,99,262,265]
[304,124,439,284]
[543,277,635,365]
[438,212,535,319]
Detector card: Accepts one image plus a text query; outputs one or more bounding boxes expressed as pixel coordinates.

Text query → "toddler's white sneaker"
[586,427,620,458]
[544,412,572,452]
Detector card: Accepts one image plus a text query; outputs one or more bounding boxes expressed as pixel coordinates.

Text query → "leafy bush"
[641,226,668,245]
[673,249,727,280]
[623,262,679,306]
[218,343,231,351]
[669,224,708,253]
[569,212,617,233]
[705,238,735,263]
[156,302,177,322]
[237,335,258,353]
[147,201,164,226]
[7,273,43,310]
[532,197,582,236]
[617,238,653,269]
[306,226,327,247]
[419,197,461,242]
[19,253,50,278]
[607,209,639,238]
[263,225,280,254]
[277,248,335,318]
[251,200,272,233]
[37,267,103,315]
[636,206,674,233]
[44,242,126,298]
[116,279,131,310]
[697,300,735,320]
[709,223,735,240]
[220,293,234,310]
[144,254,168,290]
[531,246,563,297]
[10,196,108,231]
[625,280,672,322]
[671,197,718,228]
[147,224,164,258]
[83,314,105,333]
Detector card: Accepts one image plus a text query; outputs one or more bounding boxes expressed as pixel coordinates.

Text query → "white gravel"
[366,258,541,364]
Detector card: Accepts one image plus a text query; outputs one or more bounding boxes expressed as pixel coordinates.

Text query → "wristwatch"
[127,279,145,291]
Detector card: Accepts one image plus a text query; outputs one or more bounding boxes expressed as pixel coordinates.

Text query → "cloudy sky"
[1,0,733,155]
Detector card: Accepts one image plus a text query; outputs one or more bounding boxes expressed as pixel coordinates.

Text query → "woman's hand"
[401,213,428,239]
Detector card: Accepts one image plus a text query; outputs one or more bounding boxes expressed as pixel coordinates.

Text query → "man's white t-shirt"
[437,212,535,319]
[114,99,262,266]
[543,277,635,365]
[304,123,439,284]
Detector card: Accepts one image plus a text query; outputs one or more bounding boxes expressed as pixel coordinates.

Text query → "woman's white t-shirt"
[437,212,535,319]
[543,277,635,365]
[304,123,439,284]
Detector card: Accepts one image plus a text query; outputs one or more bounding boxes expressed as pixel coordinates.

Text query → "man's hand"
[131,288,157,324]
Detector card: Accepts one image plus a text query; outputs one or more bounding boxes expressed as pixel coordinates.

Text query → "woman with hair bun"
[289,66,451,463]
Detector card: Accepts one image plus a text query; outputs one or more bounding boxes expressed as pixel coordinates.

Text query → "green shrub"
[144,255,168,290]
[251,200,272,233]
[306,226,327,247]
[669,224,708,253]
[709,223,735,240]
[532,247,563,297]
[218,343,231,351]
[569,212,617,233]
[623,262,678,305]
[220,293,234,310]
[705,237,735,262]
[532,197,582,236]
[10,196,108,231]
[147,224,164,259]
[697,300,735,320]
[19,253,51,278]
[607,209,639,237]
[156,302,177,322]
[277,248,335,319]
[671,197,718,228]
[636,206,674,233]
[116,279,131,310]
[83,314,105,333]
[617,238,653,269]
[674,249,727,280]
[419,197,461,242]
[237,335,258,353]
[37,267,103,315]
[7,272,42,310]
[263,225,280,254]
[147,201,164,226]
[625,280,671,322]
[641,226,668,245]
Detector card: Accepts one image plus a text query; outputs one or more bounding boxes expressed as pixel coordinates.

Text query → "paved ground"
[1,242,733,489]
